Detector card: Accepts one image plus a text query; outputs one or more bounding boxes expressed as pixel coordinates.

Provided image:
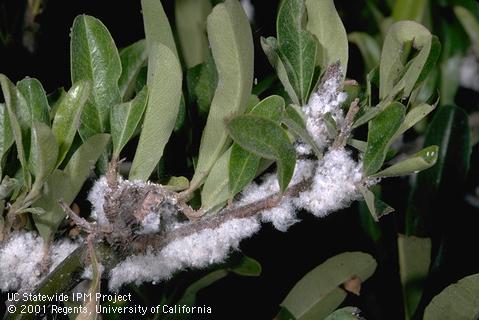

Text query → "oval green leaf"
[51,80,91,166]
[395,102,436,138]
[189,0,254,191]
[70,15,122,139]
[118,39,148,101]
[280,252,377,320]
[424,273,479,320]
[33,134,110,240]
[398,234,432,319]
[277,0,317,104]
[379,21,440,100]
[141,0,179,59]
[358,185,395,222]
[227,114,296,192]
[371,145,439,178]
[111,86,148,157]
[282,104,323,158]
[16,77,50,126]
[0,74,31,187]
[305,0,348,75]
[175,0,212,68]
[129,44,182,180]
[201,148,231,214]
[363,102,405,176]
[28,122,59,198]
[261,36,300,105]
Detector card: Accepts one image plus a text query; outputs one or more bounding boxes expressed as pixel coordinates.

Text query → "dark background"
[1,1,478,319]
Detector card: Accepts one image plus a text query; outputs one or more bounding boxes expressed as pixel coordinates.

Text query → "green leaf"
[280,252,377,320]
[277,0,317,104]
[371,146,438,178]
[0,74,31,187]
[363,102,405,176]
[324,307,363,320]
[454,6,479,55]
[358,185,383,243]
[282,104,323,158]
[348,139,367,153]
[358,186,395,222]
[201,148,231,213]
[189,0,254,191]
[111,86,148,157]
[175,0,212,68]
[16,77,50,126]
[230,255,262,277]
[406,105,471,235]
[229,95,285,197]
[118,39,148,101]
[395,103,436,138]
[164,176,189,192]
[33,134,110,240]
[379,21,440,100]
[228,144,261,199]
[70,15,122,139]
[424,273,479,320]
[392,0,429,22]
[305,0,348,74]
[129,44,182,181]
[227,115,296,192]
[398,234,432,319]
[28,122,59,198]
[261,36,300,105]
[0,103,14,178]
[348,32,380,72]
[141,0,179,59]
[188,52,218,118]
[51,81,91,166]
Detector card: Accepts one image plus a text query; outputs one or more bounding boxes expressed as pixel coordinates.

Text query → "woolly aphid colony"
[0,65,370,293]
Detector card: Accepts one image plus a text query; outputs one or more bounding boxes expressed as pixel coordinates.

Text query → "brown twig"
[333,98,360,149]
[130,178,311,253]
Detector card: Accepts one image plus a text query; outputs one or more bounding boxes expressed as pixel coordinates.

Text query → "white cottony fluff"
[261,200,297,232]
[87,176,110,226]
[237,160,315,232]
[302,70,348,150]
[138,212,161,235]
[108,217,260,291]
[82,263,105,280]
[0,232,80,291]
[295,149,363,217]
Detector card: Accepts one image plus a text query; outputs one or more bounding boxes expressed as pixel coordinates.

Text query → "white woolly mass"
[261,200,297,232]
[137,212,161,235]
[81,263,105,280]
[0,232,80,291]
[460,53,479,92]
[87,176,110,226]
[302,75,348,150]
[108,217,260,291]
[295,149,363,217]
[237,160,315,232]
